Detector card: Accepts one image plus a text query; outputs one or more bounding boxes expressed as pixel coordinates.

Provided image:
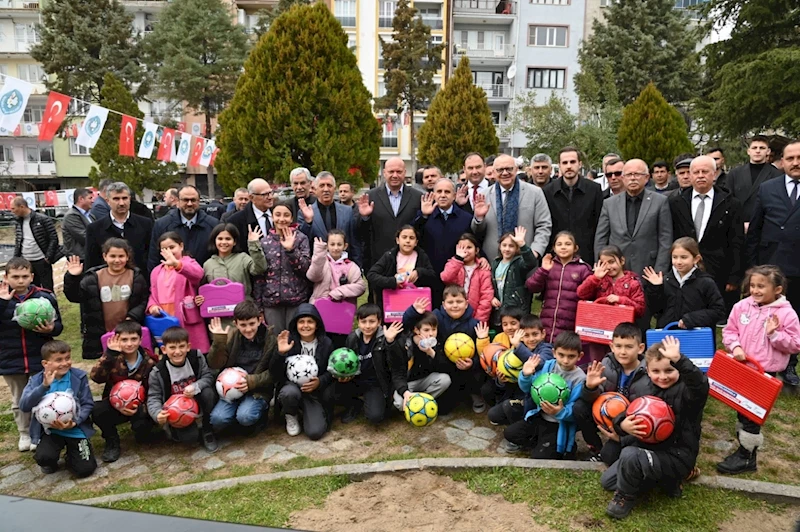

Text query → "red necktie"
[472,186,478,203]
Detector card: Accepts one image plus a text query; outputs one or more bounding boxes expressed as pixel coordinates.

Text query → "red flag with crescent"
[38,91,71,141]
[44,190,59,207]
[209,147,220,166]
[157,127,175,162]
[119,115,137,157]
[189,136,205,166]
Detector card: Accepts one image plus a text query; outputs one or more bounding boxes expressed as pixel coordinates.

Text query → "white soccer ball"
[34,391,77,428]
[216,367,248,403]
[286,354,319,386]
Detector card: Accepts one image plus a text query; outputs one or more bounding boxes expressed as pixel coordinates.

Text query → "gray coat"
[594,190,673,275]
[62,206,93,259]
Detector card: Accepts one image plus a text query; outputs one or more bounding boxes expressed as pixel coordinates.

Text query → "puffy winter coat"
[491,245,537,313]
[14,211,63,264]
[306,238,366,304]
[0,286,63,375]
[366,246,436,309]
[440,256,494,322]
[253,226,312,308]
[645,268,726,329]
[525,257,592,343]
[576,271,646,319]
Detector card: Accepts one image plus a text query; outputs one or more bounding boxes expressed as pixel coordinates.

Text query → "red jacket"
[577,271,646,319]
[526,258,592,343]
[440,257,493,322]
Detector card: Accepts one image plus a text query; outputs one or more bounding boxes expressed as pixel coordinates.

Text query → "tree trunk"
[204,97,215,198]
[409,108,416,175]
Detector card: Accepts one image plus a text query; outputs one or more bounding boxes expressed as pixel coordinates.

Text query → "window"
[144,13,157,33]
[526,68,566,89]
[528,25,568,47]
[600,0,610,5]
[17,64,45,83]
[69,138,90,156]
[23,105,45,124]
[491,112,501,126]
[0,145,14,163]
[335,0,356,27]
[418,7,442,30]
[379,1,396,28]
[381,123,397,148]
[69,99,91,116]
[531,0,570,3]
[430,35,443,45]
[674,0,707,8]
[151,100,182,120]
[347,34,357,53]
[14,24,39,45]
[25,145,54,163]
[377,81,386,97]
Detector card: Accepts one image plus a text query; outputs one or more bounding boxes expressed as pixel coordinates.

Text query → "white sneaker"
[285,414,301,437]
[18,434,31,452]
[29,442,37,452]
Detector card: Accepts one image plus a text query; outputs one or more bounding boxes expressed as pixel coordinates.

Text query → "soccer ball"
[215,367,248,403]
[109,379,145,413]
[626,395,676,444]
[444,333,475,363]
[592,392,630,431]
[404,392,438,427]
[497,349,524,383]
[286,354,319,386]
[327,348,360,379]
[34,391,77,428]
[530,372,571,407]
[13,298,56,330]
[480,343,505,378]
[163,394,200,428]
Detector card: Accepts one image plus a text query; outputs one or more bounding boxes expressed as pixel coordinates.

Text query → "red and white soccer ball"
[216,367,248,403]
[626,395,676,444]
[35,391,77,428]
[109,379,145,412]
[163,394,200,429]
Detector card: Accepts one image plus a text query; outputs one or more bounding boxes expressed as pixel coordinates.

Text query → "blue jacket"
[402,303,480,342]
[298,201,362,267]
[0,287,63,375]
[414,205,473,275]
[519,358,584,454]
[20,367,95,444]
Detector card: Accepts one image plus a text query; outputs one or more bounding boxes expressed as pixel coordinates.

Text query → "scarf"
[495,179,520,240]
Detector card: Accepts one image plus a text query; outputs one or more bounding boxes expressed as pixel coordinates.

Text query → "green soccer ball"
[327,348,360,379]
[530,372,570,407]
[13,298,56,331]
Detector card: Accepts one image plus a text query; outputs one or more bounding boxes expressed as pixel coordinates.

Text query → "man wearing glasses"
[229,178,275,252]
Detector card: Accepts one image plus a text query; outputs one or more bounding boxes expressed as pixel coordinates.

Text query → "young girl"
[63,239,148,360]
[366,225,435,311]
[642,237,726,329]
[202,223,267,300]
[148,232,209,353]
[440,233,493,322]
[525,231,592,343]
[491,226,536,326]
[307,230,366,305]
[717,266,800,475]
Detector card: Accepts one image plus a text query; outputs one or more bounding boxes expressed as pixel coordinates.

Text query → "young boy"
[573,322,648,464]
[207,301,276,434]
[504,332,586,459]
[323,304,399,425]
[602,336,709,520]
[91,320,159,462]
[20,340,96,477]
[271,303,333,441]
[146,326,218,453]
[0,257,63,452]
[388,311,452,413]
[477,307,526,353]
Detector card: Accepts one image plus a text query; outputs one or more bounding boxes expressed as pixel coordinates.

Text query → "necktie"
[791,181,798,207]
[694,194,707,238]
[324,205,332,231]
[442,210,448,221]
[472,186,478,204]
[626,197,636,236]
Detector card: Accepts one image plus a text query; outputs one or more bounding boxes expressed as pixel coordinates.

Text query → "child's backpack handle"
[211,278,232,286]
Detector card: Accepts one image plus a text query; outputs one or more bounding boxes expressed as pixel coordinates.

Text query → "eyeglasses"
[622,172,648,179]
[606,171,623,177]
[179,198,199,203]
[252,191,274,197]
[494,167,516,175]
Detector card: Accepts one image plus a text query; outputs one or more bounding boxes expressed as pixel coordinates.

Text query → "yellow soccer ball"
[497,349,524,383]
[444,332,475,363]
[404,392,438,427]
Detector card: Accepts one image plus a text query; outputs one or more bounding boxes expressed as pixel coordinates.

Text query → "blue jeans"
[210,394,267,430]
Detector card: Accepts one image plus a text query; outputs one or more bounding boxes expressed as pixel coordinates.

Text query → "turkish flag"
[44,190,59,207]
[177,122,186,132]
[209,148,220,166]
[1,193,17,208]
[0,195,5,210]
[189,136,205,166]
[119,115,137,157]
[12,125,20,136]
[38,91,71,141]
[157,127,175,162]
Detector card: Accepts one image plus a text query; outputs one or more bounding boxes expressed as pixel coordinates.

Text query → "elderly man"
[593,153,621,192]
[673,155,694,192]
[221,187,250,223]
[90,179,112,220]
[62,188,95,260]
[529,153,552,188]
[463,153,489,210]
[228,178,275,252]
[283,167,316,218]
[85,182,153,271]
[11,197,63,291]
[471,153,552,262]
[298,171,361,265]
[148,185,218,272]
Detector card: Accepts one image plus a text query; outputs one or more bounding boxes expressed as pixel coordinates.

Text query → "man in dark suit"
[747,139,800,385]
[228,178,275,253]
[62,188,95,259]
[708,147,728,191]
[282,167,316,219]
[727,135,783,223]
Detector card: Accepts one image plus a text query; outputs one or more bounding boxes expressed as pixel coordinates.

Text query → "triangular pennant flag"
[173,132,192,165]
[76,105,109,149]
[38,91,71,141]
[198,139,216,167]
[189,136,205,166]
[119,115,137,157]
[138,122,158,159]
[157,127,175,162]
[0,77,33,132]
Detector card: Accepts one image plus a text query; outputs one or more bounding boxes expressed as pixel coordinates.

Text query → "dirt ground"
[718,508,800,532]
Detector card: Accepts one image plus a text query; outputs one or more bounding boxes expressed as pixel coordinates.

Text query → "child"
[323,304,400,425]
[63,239,148,360]
[0,257,63,452]
[90,321,158,463]
[643,237,726,329]
[717,266,800,474]
[148,232,210,353]
[602,337,708,520]
[203,223,267,300]
[525,231,592,343]
[440,233,493,323]
[476,306,525,355]
[271,304,333,440]
[573,322,648,464]
[504,332,586,459]
[578,245,646,362]
[490,226,536,327]
[367,225,435,310]
[20,340,96,477]
[146,327,218,453]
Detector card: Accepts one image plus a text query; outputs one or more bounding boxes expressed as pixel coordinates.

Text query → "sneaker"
[40,465,57,475]
[29,443,37,452]
[18,434,31,453]
[587,453,603,463]
[471,394,486,414]
[201,427,219,453]
[285,414,301,436]
[341,402,362,424]
[498,438,522,454]
[101,436,121,463]
[781,364,800,386]
[606,490,637,520]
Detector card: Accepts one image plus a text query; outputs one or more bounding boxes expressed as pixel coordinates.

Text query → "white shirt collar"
[692,188,714,201]
[787,175,798,186]
[470,178,488,190]
[110,211,130,225]
[180,212,198,226]
[252,204,270,218]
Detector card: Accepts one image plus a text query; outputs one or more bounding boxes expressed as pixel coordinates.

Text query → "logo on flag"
[143,131,154,147]
[179,139,189,155]
[202,144,213,158]
[0,90,24,115]
[85,116,102,136]
[138,122,159,159]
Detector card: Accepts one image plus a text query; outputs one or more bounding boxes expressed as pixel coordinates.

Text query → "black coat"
[644,268,726,329]
[14,211,63,264]
[85,212,153,272]
[387,334,452,396]
[358,185,423,269]
[345,328,393,398]
[366,245,436,309]
[0,287,63,375]
[147,208,219,272]
[227,203,273,253]
[726,162,782,221]
[747,176,800,277]
[543,177,604,263]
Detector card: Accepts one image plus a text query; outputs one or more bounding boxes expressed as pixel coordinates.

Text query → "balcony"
[421,17,443,30]
[0,1,41,13]
[456,43,515,66]
[478,84,512,101]
[0,161,57,178]
[120,0,171,11]
[454,0,516,24]
[336,15,356,27]
[495,124,510,141]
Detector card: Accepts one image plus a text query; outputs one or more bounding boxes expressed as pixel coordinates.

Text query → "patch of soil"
[718,508,800,532]
[289,471,555,532]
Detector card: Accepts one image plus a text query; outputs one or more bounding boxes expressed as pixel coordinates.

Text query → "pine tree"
[215,3,380,193]
[88,74,178,195]
[375,0,444,172]
[254,0,312,36]
[617,83,694,166]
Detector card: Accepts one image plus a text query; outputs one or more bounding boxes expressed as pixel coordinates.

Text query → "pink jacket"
[723,296,800,372]
[306,239,366,305]
[440,257,493,322]
[148,256,210,353]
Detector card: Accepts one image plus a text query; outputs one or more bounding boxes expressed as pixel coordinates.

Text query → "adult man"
[604,158,626,198]
[164,188,179,208]
[298,172,361,265]
[708,147,728,190]
[148,185,218,272]
[484,155,496,185]
[747,139,800,385]
[221,187,249,223]
[11,197,63,291]
[283,167,316,218]
[463,152,489,209]
[594,153,621,191]
[203,197,225,220]
[673,155,694,191]
[228,178,275,252]
[337,182,356,207]
[457,170,467,187]
[544,147,604,263]
[471,153,552,262]
[515,156,528,183]
[62,188,95,260]
[727,135,783,223]
[649,161,677,193]
[357,157,423,271]
[529,153,553,188]
[85,182,153,272]
[421,166,441,193]
[89,179,112,220]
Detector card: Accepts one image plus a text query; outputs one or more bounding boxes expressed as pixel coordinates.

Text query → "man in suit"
[463,152,489,210]
[708,147,728,191]
[602,157,626,199]
[62,188,95,259]
[282,167,316,219]
[228,178,274,253]
[85,182,153,272]
[298,171,361,266]
[727,135,783,223]
[747,139,800,385]
[471,153,552,262]
[89,179,112,220]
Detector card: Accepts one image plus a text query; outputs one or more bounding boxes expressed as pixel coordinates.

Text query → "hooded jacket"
[387,333,453,397]
[202,240,268,300]
[90,346,158,399]
[207,324,278,399]
[576,270,646,319]
[645,268,726,329]
[525,257,593,343]
[306,238,366,304]
[0,286,63,375]
[440,256,494,322]
[269,303,333,394]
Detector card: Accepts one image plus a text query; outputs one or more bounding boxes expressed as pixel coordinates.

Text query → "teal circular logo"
[143,131,154,147]
[86,116,101,136]
[179,139,189,154]
[202,145,213,158]
[0,89,23,115]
